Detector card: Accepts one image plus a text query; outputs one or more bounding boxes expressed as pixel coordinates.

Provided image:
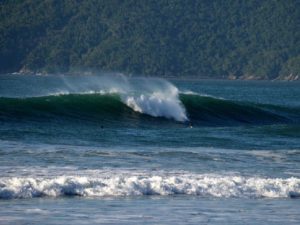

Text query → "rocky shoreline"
[6,68,300,81]
[228,73,299,81]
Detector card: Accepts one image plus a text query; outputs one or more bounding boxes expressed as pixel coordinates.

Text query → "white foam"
[123,91,188,122]
[249,150,285,162]
[47,88,121,97]
[120,78,188,121]
[180,90,199,95]
[1,172,299,199]
[48,91,70,96]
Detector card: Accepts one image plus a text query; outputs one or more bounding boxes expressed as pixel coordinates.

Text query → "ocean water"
[0,75,300,224]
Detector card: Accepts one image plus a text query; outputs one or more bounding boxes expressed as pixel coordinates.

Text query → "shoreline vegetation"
[1,1,299,80]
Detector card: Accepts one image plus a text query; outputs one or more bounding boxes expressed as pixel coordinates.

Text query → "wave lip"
[1,174,299,199]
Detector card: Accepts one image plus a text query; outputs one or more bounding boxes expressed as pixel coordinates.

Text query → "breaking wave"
[0,76,299,125]
[1,172,299,199]
[0,93,299,126]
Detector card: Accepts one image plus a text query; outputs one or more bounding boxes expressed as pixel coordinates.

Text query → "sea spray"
[62,76,189,121]
[119,77,188,121]
[122,90,188,122]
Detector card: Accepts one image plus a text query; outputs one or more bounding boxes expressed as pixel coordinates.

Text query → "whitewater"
[1,171,300,199]
[0,74,300,224]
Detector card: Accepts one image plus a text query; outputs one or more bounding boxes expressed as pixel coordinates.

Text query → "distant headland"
[1,1,299,80]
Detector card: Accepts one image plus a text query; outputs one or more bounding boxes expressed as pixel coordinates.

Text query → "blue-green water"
[0,75,300,224]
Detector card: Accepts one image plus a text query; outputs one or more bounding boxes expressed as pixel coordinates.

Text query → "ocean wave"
[1,92,299,126]
[0,76,299,125]
[1,173,299,199]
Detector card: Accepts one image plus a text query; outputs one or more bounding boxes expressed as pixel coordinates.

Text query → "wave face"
[1,172,299,199]
[180,94,300,125]
[1,93,299,126]
[0,76,299,126]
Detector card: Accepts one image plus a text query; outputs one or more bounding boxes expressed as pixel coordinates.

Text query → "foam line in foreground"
[1,173,299,199]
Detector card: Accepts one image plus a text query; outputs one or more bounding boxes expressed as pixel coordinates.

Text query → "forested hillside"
[1,0,299,79]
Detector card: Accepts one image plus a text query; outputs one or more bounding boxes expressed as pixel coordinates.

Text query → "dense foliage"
[1,0,299,79]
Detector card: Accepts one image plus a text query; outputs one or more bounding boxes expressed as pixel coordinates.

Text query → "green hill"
[1,0,299,79]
